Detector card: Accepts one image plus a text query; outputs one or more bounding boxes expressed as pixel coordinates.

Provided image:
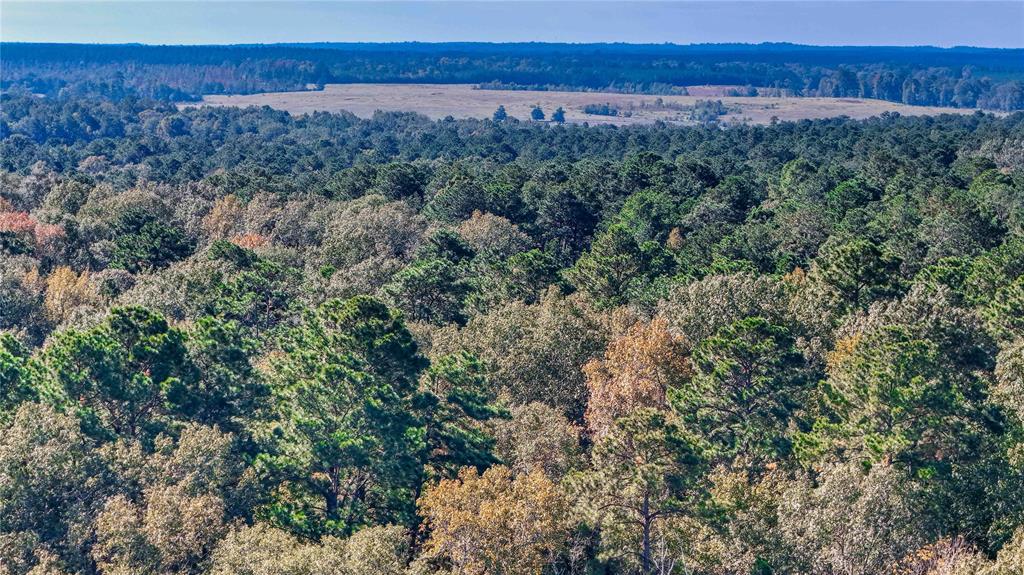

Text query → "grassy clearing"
[192,83,986,126]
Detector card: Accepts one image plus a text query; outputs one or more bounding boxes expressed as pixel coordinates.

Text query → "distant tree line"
[2,42,1024,109]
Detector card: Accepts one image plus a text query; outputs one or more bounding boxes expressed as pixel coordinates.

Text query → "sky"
[1,1,1022,48]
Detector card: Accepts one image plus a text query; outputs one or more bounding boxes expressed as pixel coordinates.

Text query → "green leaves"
[815,238,903,312]
[985,275,1024,343]
[38,306,266,447]
[567,223,671,308]
[383,229,477,325]
[263,296,428,537]
[42,306,193,442]
[571,409,707,574]
[184,316,267,436]
[826,177,876,220]
[109,208,194,273]
[383,258,470,324]
[0,333,38,424]
[420,352,506,479]
[801,324,985,471]
[672,317,808,463]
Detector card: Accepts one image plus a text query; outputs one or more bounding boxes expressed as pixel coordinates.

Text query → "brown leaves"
[584,317,691,439]
[201,195,244,241]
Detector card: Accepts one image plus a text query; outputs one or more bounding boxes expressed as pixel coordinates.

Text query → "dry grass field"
[191,83,985,126]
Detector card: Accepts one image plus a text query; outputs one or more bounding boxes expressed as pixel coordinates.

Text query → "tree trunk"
[642,492,652,575]
[326,466,340,521]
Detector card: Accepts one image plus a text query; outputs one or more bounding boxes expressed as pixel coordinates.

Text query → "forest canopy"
[1,81,1024,575]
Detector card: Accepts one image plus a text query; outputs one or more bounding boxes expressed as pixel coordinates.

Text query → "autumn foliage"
[417,465,569,575]
[583,317,691,438]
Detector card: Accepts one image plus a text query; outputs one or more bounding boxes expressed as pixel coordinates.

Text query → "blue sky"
[2,1,1022,48]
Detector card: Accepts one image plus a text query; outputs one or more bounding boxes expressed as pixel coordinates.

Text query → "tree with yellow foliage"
[584,317,691,439]
[417,465,569,575]
[44,266,99,324]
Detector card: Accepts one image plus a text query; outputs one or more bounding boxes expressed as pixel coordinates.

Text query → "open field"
[190,83,987,126]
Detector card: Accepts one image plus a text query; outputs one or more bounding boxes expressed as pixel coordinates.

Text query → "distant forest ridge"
[3,42,1024,109]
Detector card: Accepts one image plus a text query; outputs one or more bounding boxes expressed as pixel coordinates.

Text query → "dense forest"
[1,85,1024,575]
[3,42,1024,109]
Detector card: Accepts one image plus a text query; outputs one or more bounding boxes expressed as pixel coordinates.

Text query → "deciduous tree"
[432,289,609,420]
[44,266,99,324]
[418,465,569,575]
[584,317,690,439]
[492,402,582,480]
[0,403,110,573]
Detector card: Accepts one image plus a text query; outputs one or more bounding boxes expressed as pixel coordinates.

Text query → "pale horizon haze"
[2,1,1023,48]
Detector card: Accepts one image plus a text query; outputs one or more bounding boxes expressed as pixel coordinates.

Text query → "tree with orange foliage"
[0,210,36,235]
[0,210,65,259]
[229,233,269,250]
[584,317,691,438]
[417,465,569,575]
